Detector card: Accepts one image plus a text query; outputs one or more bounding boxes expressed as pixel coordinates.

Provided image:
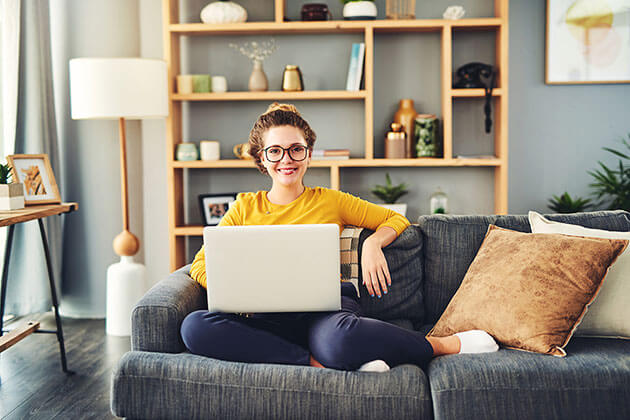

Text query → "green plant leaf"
[588,134,630,211]
[371,172,408,204]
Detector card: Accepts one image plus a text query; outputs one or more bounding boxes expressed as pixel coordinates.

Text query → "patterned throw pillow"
[340,226,364,296]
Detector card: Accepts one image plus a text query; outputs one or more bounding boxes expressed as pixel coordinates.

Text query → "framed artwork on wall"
[546,0,630,84]
[198,193,238,226]
[6,154,61,205]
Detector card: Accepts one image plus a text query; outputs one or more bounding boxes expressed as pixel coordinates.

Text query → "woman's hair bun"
[264,102,300,116]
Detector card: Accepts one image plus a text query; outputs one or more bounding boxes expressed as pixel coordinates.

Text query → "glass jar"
[430,187,448,214]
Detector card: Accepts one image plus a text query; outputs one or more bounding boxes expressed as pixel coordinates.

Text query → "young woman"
[181,103,498,372]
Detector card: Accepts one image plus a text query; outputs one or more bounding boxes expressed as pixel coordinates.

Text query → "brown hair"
[248,102,316,174]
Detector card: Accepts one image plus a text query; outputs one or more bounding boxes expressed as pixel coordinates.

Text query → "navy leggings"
[181,283,433,370]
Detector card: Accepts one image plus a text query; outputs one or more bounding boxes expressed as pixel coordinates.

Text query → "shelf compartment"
[169,18,504,36]
[172,90,366,101]
[171,157,501,169]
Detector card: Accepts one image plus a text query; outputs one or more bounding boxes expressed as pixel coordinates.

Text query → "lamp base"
[113,230,140,256]
[106,256,147,336]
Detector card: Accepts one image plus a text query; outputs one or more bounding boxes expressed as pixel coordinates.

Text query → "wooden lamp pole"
[112,117,139,257]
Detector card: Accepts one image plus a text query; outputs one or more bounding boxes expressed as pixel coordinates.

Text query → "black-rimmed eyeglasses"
[263,145,309,162]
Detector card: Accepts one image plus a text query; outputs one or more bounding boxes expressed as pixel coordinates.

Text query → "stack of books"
[345,43,365,92]
[311,149,351,160]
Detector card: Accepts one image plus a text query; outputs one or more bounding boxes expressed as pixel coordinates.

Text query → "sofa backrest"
[417,210,630,325]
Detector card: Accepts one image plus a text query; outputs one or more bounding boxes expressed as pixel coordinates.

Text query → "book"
[312,149,350,157]
[311,155,350,160]
[345,43,365,91]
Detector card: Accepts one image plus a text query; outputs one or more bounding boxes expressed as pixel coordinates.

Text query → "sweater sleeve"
[336,190,410,236]
[189,196,243,289]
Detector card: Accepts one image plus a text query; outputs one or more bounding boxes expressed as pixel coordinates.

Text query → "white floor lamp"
[69,58,168,336]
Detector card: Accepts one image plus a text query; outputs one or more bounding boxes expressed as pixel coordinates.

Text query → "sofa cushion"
[428,225,627,356]
[417,211,630,324]
[529,211,630,338]
[357,225,425,328]
[111,351,433,420]
[427,338,630,420]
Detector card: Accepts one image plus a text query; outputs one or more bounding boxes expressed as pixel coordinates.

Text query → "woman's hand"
[361,238,391,298]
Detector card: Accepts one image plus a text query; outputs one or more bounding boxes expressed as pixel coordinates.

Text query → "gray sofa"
[111,211,630,420]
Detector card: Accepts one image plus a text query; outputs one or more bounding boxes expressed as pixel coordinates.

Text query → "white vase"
[106,256,147,336]
[380,203,407,217]
[343,1,378,20]
[248,61,268,92]
[200,1,247,24]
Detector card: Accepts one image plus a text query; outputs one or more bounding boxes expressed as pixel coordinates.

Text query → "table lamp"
[69,58,168,336]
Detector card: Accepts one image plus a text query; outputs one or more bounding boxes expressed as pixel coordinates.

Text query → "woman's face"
[260,125,311,189]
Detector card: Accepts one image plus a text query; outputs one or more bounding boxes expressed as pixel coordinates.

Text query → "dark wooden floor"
[0,312,129,419]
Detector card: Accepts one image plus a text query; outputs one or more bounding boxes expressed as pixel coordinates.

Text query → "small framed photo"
[198,193,238,226]
[7,154,61,205]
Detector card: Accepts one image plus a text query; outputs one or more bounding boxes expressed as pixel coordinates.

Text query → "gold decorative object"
[393,99,418,158]
[386,0,415,19]
[281,65,304,91]
[385,123,406,159]
[233,143,252,159]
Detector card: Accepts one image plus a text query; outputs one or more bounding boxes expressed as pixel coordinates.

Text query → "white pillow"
[528,211,630,339]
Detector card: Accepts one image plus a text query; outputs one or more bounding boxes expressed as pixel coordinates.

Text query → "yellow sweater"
[190,186,410,288]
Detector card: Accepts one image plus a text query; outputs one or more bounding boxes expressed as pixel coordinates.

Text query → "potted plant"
[341,0,377,20]
[548,192,592,213]
[0,162,25,210]
[589,134,630,211]
[371,173,408,216]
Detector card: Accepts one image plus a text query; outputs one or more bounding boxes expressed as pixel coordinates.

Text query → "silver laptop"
[203,224,341,313]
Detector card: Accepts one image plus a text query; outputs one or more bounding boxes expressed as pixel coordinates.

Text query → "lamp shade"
[69,58,168,120]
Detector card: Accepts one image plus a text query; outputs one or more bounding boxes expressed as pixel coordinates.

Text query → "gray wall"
[55,0,630,317]
[508,0,630,213]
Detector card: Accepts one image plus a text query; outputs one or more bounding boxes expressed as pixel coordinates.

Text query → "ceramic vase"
[176,142,199,161]
[200,1,247,24]
[249,61,268,92]
[380,203,407,216]
[393,99,418,158]
[343,1,378,20]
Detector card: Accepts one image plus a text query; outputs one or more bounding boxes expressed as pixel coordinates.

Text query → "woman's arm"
[361,226,397,298]
[334,190,410,298]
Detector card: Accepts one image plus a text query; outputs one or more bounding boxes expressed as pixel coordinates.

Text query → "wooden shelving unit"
[162,0,509,270]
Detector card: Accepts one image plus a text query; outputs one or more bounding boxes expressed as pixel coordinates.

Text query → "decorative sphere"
[113,230,140,256]
[201,1,247,24]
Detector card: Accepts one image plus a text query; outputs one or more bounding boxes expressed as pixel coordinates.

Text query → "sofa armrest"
[131,264,206,353]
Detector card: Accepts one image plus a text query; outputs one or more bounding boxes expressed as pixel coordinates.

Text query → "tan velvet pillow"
[429,225,628,356]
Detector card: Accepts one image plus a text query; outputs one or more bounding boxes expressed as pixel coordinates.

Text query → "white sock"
[358,359,390,372]
[455,330,499,354]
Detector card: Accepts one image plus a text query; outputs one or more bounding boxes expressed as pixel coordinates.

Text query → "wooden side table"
[0,203,78,373]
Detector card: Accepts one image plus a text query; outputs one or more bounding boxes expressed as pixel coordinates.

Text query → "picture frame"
[198,193,238,226]
[546,0,630,84]
[6,154,61,205]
